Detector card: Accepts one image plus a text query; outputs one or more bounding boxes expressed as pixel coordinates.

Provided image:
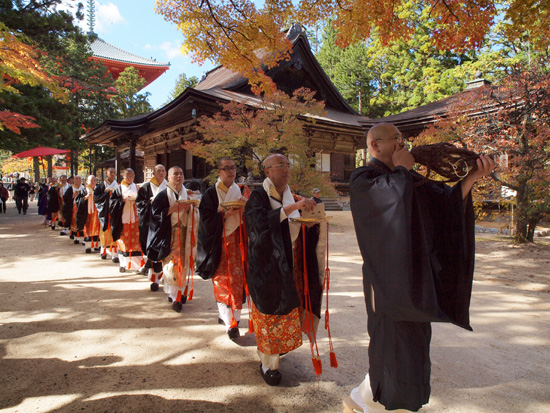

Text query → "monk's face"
[153,165,166,182]
[217,159,236,187]
[106,168,116,182]
[124,171,135,184]
[60,176,67,185]
[168,167,184,186]
[264,154,291,187]
[87,176,97,188]
[369,124,405,159]
[73,176,82,187]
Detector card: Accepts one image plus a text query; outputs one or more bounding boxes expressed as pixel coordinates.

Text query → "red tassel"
[312,357,323,375]
[140,258,145,267]
[127,258,131,270]
[176,290,182,302]
[188,288,194,301]
[248,319,254,333]
[183,286,188,298]
[330,351,338,368]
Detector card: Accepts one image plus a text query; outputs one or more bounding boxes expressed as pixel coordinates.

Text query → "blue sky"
[63,0,216,109]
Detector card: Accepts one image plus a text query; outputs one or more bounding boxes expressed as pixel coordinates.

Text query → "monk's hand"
[470,155,496,180]
[225,207,239,217]
[299,197,316,212]
[392,145,415,170]
[168,203,180,215]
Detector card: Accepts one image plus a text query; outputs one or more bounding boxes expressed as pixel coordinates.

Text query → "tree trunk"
[33,157,40,182]
[74,149,79,177]
[47,156,53,178]
[514,186,530,243]
[527,217,539,242]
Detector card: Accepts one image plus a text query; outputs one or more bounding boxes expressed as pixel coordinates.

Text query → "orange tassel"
[176,290,182,302]
[248,319,254,333]
[140,258,145,267]
[330,351,338,368]
[183,286,188,298]
[312,357,323,375]
[188,288,194,301]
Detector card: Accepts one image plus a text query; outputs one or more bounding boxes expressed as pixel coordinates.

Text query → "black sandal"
[259,364,282,386]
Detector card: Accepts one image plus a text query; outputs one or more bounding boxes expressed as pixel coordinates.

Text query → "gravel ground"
[1,200,549,413]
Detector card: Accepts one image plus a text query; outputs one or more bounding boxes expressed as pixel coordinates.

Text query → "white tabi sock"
[128,255,141,270]
[118,253,127,268]
[258,350,280,371]
[351,374,408,413]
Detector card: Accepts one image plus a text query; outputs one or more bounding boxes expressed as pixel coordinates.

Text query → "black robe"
[195,186,224,280]
[146,189,173,262]
[349,157,475,411]
[109,186,127,242]
[136,182,154,254]
[74,191,89,231]
[62,186,86,232]
[46,186,60,214]
[244,187,321,317]
[94,182,113,232]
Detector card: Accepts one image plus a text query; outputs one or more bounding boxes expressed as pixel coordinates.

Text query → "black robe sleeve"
[62,187,74,225]
[46,186,60,214]
[109,187,124,241]
[75,191,89,231]
[94,183,111,232]
[349,160,475,330]
[136,182,153,253]
[195,186,224,280]
[145,190,172,262]
[244,187,300,315]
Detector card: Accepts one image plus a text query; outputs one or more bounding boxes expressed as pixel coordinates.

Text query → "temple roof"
[90,37,170,67]
[90,37,170,89]
[196,24,361,116]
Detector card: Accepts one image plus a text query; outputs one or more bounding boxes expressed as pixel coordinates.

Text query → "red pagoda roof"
[90,37,170,89]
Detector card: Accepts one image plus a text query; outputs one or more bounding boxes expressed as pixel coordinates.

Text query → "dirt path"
[1,201,549,412]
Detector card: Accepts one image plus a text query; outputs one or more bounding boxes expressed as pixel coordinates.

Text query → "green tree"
[316,23,374,116]
[166,72,199,104]
[111,66,153,119]
[316,11,468,118]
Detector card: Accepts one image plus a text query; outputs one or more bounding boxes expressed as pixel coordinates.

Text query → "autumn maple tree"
[0,22,66,133]
[185,87,335,195]
[155,0,548,94]
[416,61,550,243]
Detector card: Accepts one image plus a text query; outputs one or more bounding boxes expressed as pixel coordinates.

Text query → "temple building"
[86,0,170,90]
[83,25,368,187]
[90,37,170,89]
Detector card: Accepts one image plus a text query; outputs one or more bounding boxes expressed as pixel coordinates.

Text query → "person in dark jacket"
[14,177,31,214]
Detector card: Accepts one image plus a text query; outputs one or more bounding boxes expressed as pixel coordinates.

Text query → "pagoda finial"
[87,0,96,36]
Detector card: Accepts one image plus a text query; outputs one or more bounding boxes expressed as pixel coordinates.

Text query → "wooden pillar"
[115,147,122,183]
[130,138,136,172]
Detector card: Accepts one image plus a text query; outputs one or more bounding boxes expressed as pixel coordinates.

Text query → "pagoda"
[86,0,170,89]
